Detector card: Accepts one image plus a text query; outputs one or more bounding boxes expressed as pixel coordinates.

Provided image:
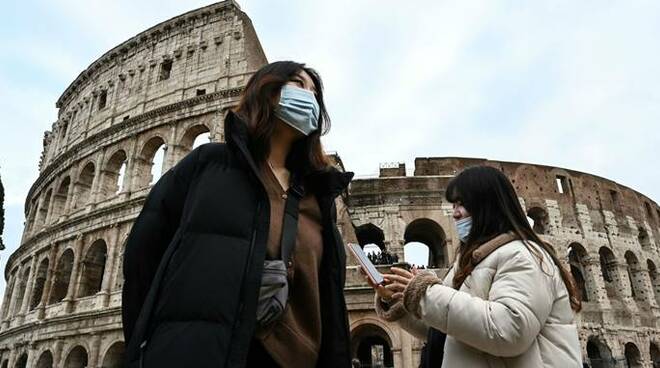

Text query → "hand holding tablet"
[347,243,385,285]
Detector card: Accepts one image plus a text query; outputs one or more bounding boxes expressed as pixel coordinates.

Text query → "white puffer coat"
[375,235,583,367]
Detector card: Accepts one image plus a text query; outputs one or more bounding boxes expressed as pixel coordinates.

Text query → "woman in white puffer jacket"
[366,166,584,367]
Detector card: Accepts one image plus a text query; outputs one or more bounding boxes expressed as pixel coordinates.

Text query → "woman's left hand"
[383,267,417,301]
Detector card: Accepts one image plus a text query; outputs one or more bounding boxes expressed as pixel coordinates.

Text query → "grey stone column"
[64,234,84,313]
[87,334,102,368]
[62,172,77,216]
[583,256,611,309]
[18,256,38,318]
[44,188,57,225]
[6,264,23,320]
[40,242,61,318]
[100,225,120,307]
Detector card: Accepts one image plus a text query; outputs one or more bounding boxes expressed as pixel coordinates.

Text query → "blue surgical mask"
[455,217,472,243]
[274,85,320,136]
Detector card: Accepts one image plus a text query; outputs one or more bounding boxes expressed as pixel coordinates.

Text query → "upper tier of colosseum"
[29,0,265,214]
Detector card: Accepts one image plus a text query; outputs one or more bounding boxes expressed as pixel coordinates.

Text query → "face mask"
[455,217,472,243]
[274,85,320,136]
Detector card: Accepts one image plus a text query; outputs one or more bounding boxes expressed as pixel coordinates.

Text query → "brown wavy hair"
[446,166,582,312]
[233,61,332,172]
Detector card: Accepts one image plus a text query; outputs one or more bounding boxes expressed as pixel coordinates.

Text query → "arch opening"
[404,218,447,268]
[64,346,88,368]
[625,342,642,368]
[35,351,53,368]
[568,243,589,302]
[100,150,128,199]
[586,337,613,368]
[49,249,74,304]
[78,240,108,297]
[351,324,394,368]
[75,162,96,208]
[527,207,549,234]
[30,258,49,310]
[101,341,125,368]
[51,177,71,221]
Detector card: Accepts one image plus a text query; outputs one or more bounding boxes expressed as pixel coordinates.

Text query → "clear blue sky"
[1,0,660,294]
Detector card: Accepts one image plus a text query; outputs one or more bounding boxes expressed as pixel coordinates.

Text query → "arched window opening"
[75,162,96,208]
[36,188,53,227]
[598,247,616,284]
[650,342,660,368]
[14,353,27,368]
[404,242,429,269]
[181,124,211,151]
[78,240,107,297]
[587,337,614,368]
[100,150,127,199]
[527,207,549,234]
[625,342,643,368]
[351,324,394,368]
[1,277,16,319]
[52,177,71,221]
[639,227,652,249]
[625,251,644,301]
[355,223,396,265]
[64,346,88,368]
[192,132,211,149]
[136,137,166,188]
[49,249,74,304]
[12,267,31,316]
[27,198,38,232]
[648,260,660,306]
[30,258,49,310]
[568,243,589,302]
[35,351,53,368]
[101,341,125,368]
[404,218,447,268]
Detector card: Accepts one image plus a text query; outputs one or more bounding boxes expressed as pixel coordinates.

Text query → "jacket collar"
[471,232,518,264]
[224,110,353,198]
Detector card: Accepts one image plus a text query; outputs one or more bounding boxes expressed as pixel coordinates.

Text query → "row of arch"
[2,235,122,323]
[586,337,660,368]
[351,206,560,269]
[355,218,449,268]
[1,341,123,368]
[350,321,660,368]
[568,242,660,306]
[26,123,213,235]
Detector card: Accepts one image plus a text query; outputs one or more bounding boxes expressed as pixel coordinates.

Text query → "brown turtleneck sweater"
[256,164,324,368]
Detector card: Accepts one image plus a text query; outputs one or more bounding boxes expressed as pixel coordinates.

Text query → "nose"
[452,206,461,220]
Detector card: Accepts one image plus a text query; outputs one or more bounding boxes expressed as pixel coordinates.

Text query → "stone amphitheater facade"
[1,2,659,368]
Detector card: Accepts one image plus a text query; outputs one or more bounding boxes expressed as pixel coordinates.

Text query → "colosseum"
[1,1,659,367]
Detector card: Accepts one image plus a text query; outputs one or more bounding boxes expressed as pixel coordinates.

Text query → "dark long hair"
[233,61,331,171]
[445,166,582,312]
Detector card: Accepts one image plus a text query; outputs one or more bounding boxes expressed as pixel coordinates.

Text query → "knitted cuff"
[403,271,441,319]
[374,294,407,321]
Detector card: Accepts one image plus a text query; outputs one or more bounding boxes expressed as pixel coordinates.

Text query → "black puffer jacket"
[122,110,354,367]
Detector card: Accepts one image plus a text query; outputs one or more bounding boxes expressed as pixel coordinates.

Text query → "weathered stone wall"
[346,158,660,367]
[0,1,267,366]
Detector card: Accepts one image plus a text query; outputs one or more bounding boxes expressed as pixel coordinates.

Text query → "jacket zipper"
[225,200,261,367]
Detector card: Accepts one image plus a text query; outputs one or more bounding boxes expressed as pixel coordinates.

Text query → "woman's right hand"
[359,266,395,301]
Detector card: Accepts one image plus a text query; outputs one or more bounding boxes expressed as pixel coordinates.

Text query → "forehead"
[294,70,315,87]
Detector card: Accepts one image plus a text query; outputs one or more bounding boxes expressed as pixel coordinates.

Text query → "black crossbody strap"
[280,180,304,264]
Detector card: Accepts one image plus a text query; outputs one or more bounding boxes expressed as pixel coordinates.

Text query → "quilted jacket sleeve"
[121,146,201,343]
[412,249,554,357]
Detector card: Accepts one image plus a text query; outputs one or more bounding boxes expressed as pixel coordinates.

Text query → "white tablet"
[347,243,385,285]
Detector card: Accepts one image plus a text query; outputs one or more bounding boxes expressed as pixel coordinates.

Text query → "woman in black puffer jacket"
[122,61,354,368]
